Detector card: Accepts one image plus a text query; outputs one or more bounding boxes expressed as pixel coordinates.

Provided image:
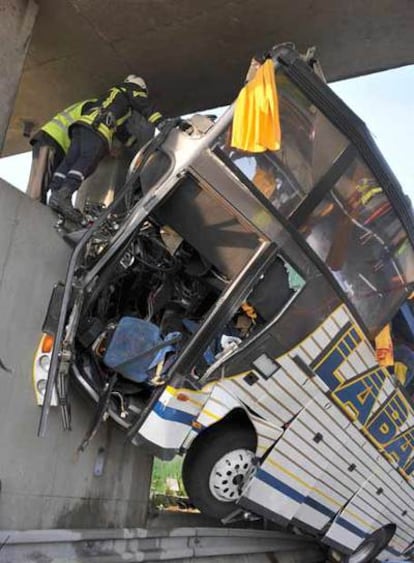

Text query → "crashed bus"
[34,44,414,562]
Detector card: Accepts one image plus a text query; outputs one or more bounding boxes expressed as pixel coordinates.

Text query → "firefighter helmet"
[124,75,147,91]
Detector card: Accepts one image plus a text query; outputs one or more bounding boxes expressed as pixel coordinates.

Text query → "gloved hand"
[178,119,193,133]
[156,118,176,132]
[157,117,193,134]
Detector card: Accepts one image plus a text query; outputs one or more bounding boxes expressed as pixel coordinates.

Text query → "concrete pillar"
[0,0,38,154]
[0,180,153,529]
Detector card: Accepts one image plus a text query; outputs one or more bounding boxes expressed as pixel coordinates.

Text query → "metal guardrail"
[0,526,325,562]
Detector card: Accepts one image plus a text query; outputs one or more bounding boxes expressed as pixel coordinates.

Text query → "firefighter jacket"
[76,83,163,147]
[38,99,97,154]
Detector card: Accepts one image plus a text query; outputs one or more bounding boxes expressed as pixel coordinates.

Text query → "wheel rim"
[209,448,255,502]
[348,540,377,563]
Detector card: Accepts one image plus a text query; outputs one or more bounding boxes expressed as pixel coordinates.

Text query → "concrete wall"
[0,0,38,153]
[0,179,153,529]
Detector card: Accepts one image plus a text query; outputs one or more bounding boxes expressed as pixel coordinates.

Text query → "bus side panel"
[241,386,373,534]
[236,303,414,555]
[346,443,414,554]
[195,383,242,429]
[286,399,373,530]
[193,382,284,455]
[138,386,210,451]
[217,348,316,445]
[324,477,399,558]
[323,451,414,558]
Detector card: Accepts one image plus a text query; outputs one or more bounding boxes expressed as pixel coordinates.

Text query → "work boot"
[49,185,85,224]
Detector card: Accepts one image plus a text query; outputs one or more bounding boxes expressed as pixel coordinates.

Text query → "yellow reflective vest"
[41,99,97,154]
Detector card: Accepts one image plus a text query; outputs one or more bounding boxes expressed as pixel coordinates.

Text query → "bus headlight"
[39,354,50,372]
[36,378,47,395]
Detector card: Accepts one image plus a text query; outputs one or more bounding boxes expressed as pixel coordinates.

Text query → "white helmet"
[124,74,147,91]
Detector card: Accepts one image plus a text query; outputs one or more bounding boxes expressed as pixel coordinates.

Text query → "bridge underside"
[4,0,414,155]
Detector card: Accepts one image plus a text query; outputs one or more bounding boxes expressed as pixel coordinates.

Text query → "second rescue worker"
[27,98,97,203]
[48,75,164,222]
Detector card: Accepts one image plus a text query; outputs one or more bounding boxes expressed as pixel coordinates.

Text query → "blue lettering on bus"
[333,369,386,425]
[313,324,361,391]
[385,428,414,469]
[310,321,414,478]
[403,456,414,477]
[367,390,410,445]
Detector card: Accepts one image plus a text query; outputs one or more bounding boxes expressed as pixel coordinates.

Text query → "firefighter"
[27,99,97,203]
[47,75,164,223]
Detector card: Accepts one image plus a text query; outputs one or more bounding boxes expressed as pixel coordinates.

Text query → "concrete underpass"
[1,1,413,561]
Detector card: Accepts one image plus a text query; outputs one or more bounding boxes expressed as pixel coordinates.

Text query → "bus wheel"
[329,524,396,563]
[182,423,256,519]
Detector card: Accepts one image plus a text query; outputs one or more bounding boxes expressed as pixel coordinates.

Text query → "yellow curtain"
[231,59,281,153]
[375,324,394,367]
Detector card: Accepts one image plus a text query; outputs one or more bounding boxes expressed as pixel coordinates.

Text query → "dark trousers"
[48,125,108,193]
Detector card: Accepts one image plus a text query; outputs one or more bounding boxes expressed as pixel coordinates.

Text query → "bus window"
[174,252,306,383]
[218,70,349,217]
[217,237,342,378]
[301,157,414,337]
[247,255,305,322]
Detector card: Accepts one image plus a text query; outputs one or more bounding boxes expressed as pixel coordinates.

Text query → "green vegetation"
[151,456,186,497]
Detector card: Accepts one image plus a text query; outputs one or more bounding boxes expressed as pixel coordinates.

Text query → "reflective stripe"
[53,172,66,179]
[148,111,162,123]
[356,180,383,205]
[68,170,85,181]
[133,90,147,98]
[49,118,68,133]
[102,88,120,109]
[78,102,131,145]
[125,135,136,147]
[117,110,130,127]
[361,187,382,205]
[59,110,73,121]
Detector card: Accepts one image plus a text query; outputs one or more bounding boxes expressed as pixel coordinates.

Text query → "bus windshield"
[300,158,414,337]
[218,68,349,217]
[216,61,414,337]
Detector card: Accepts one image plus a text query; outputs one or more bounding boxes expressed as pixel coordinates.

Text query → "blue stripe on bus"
[153,400,194,426]
[304,495,336,519]
[256,469,373,542]
[256,468,305,503]
[336,516,367,539]
[256,469,336,519]
[387,546,401,557]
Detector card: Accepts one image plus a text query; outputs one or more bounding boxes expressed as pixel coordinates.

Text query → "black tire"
[182,422,257,519]
[329,524,396,563]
